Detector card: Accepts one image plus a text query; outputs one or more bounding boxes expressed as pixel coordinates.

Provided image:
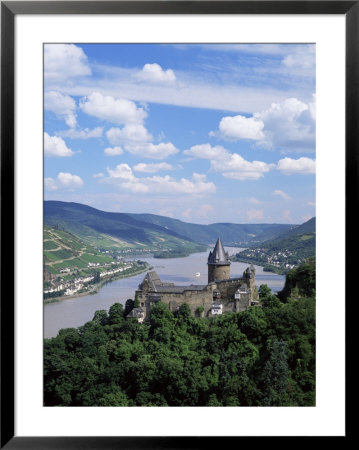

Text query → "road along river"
[44,247,285,338]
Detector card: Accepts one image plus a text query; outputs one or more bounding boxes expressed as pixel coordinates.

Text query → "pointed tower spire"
[208,237,230,265]
[207,237,231,283]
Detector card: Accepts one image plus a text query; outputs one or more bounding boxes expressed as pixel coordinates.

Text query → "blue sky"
[44,43,316,224]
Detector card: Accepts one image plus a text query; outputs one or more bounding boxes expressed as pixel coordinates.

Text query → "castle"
[133,237,259,321]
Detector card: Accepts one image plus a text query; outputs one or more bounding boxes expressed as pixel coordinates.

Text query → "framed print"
[1,1,354,447]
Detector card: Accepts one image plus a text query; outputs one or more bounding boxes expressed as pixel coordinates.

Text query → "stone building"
[135,237,258,321]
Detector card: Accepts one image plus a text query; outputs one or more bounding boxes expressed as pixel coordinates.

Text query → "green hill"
[127,213,293,245]
[234,217,316,273]
[44,225,116,277]
[278,256,316,302]
[44,201,298,256]
[44,201,206,255]
[44,224,151,299]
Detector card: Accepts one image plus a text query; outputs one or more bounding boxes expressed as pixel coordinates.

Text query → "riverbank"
[44,248,286,338]
[44,263,152,304]
[232,256,288,275]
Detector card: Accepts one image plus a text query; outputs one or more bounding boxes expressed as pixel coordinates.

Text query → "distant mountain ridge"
[44,201,297,250]
[44,201,206,254]
[234,217,316,272]
[127,213,294,245]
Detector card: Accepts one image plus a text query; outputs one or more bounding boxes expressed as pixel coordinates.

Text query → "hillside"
[44,225,114,276]
[234,217,316,273]
[44,225,150,300]
[278,257,316,302]
[127,213,294,245]
[44,201,207,256]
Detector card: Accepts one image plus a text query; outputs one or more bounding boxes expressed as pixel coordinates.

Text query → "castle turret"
[207,237,231,283]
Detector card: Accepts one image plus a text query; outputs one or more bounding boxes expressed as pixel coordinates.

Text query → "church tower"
[207,237,231,283]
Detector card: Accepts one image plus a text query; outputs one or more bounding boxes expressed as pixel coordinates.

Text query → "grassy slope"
[44,225,115,275]
[234,217,316,270]
[44,201,206,254]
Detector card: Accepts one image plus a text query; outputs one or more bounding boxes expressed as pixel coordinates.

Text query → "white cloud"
[44,91,77,128]
[44,44,91,82]
[302,214,312,222]
[281,209,293,223]
[57,172,84,188]
[44,177,58,191]
[184,143,274,181]
[45,172,83,191]
[247,209,264,221]
[249,197,261,204]
[196,43,312,57]
[196,204,214,219]
[133,162,174,173]
[211,153,274,181]
[104,146,123,156]
[136,63,176,84]
[282,45,315,70]
[125,142,179,160]
[277,157,316,174]
[44,132,74,157]
[272,189,291,200]
[106,124,152,145]
[93,172,105,178]
[184,144,229,160]
[158,208,175,218]
[80,92,147,125]
[106,164,215,195]
[308,93,316,120]
[256,97,315,151]
[307,201,316,207]
[212,96,316,152]
[56,127,103,139]
[213,115,264,141]
[107,164,135,181]
[182,208,192,219]
[53,73,298,116]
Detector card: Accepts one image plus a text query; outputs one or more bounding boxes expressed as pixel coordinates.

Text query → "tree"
[238,307,267,343]
[92,310,108,326]
[262,340,290,406]
[93,271,101,284]
[108,302,124,325]
[98,390,129,406]
[259,284,272,299]
[124,298,135,317]
[176,303,192,325]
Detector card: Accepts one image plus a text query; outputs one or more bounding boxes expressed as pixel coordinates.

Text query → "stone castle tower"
[207,237,231,283]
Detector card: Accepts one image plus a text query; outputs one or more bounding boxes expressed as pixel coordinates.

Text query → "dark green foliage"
[259,284,272,299]
[124,299,135,317]
[44,262,315,407]
[92,310,109,326]
[108,303,125,325]
[278,257,316,302]
[261,340,290,406]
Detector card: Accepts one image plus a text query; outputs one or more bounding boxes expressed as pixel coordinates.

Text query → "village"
[236,247,297,270]
[44,260,147,298]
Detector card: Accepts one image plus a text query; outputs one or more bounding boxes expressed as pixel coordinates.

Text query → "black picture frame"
[1,1,353,447]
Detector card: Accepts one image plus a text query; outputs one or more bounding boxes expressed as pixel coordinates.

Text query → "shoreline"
[44,264,152,304]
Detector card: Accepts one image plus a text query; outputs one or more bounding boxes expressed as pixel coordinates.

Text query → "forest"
[44,259,315,407]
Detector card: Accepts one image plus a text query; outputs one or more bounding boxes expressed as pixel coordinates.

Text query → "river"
[44,247,285,338]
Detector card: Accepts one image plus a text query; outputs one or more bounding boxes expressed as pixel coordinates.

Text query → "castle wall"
[158,289,214,317]
[136,255,258,321]
[208,264,230,283]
